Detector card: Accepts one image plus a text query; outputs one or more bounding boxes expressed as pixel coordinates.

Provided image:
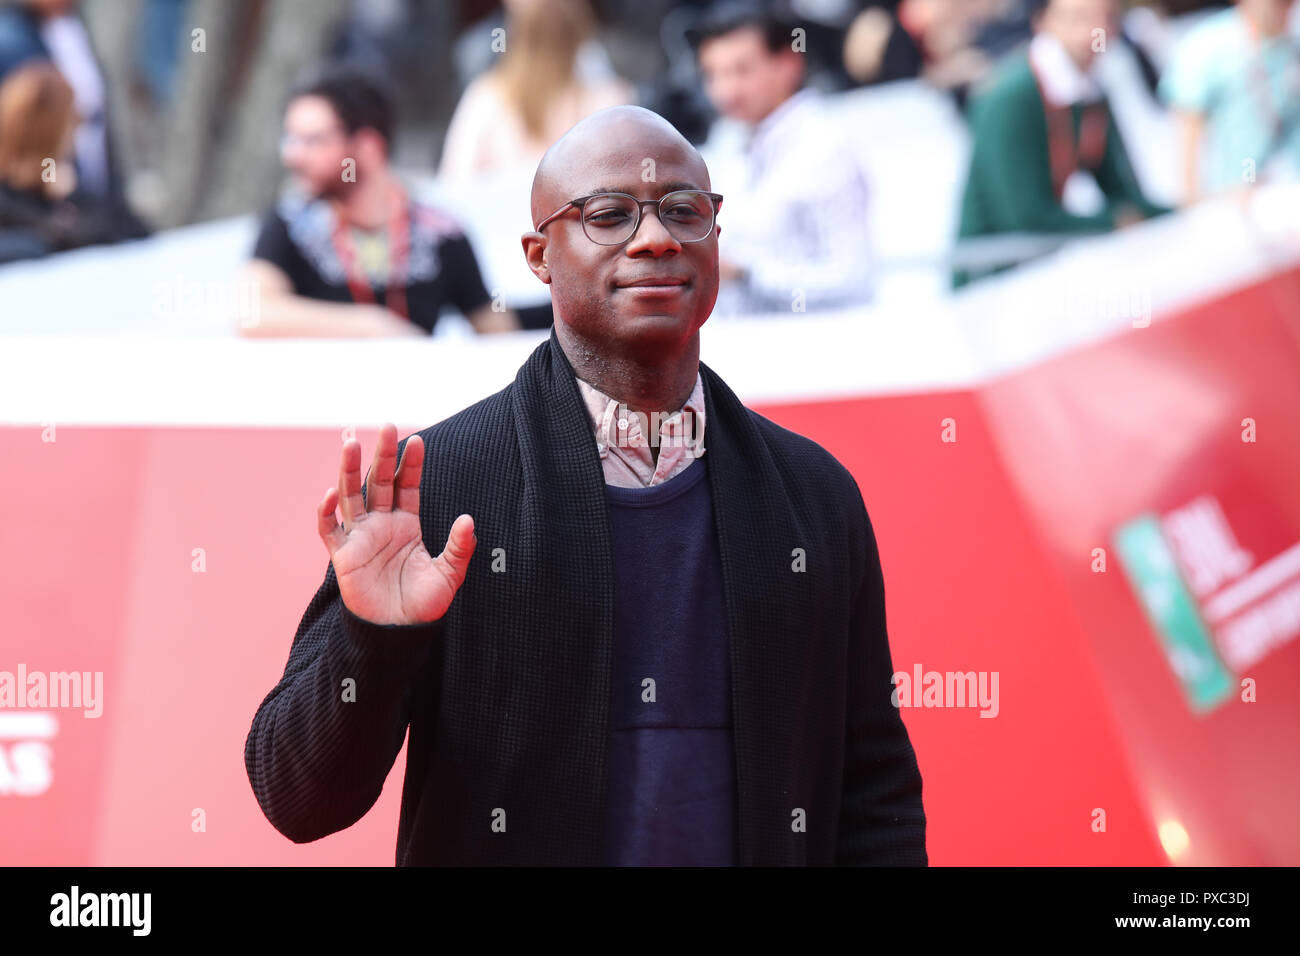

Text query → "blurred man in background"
[952,0,1171,287]
[690,0,874,314]
[1160,0,1300,203]
[242,63,519,337]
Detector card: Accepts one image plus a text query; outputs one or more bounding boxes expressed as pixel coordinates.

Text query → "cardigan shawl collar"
[489,327,837,864]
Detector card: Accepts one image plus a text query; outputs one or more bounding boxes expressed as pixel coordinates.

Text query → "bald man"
[245,106,928,866]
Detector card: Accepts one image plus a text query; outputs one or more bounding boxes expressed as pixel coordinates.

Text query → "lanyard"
[1029,57,1109,201]
[330,182,411,320]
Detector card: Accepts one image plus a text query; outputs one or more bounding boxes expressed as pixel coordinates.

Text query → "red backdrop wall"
[3,268,1298,865]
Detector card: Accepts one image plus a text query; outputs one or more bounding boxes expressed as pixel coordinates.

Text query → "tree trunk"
[153,0,249,227]
[197,0,350,222]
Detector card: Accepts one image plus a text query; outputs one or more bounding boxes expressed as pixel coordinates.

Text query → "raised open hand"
[317,423,475,626]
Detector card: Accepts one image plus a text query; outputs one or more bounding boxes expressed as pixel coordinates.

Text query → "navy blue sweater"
[602,456,737,865]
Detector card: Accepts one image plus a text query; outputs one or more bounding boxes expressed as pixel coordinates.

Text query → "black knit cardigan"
[245,327,928,865]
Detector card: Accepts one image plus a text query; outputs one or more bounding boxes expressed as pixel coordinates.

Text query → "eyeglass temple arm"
[534,200,578,232]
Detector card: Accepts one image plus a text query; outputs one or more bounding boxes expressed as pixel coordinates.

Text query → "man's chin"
[613,289,716,329]
[295,178,343,201]
[613,308,693,327]
[609,309,705,346]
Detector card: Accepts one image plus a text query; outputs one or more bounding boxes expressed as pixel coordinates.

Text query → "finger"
[317,487,347,558]
[436,513,477,590]
[394,433,424,514]
[337,437,365,530]
[365,423,399,513]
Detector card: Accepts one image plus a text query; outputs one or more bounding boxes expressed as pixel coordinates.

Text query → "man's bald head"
[520,104,720,373]
[530,106,710,227]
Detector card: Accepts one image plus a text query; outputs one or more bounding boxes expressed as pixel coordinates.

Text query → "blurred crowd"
[0,0,1297,334]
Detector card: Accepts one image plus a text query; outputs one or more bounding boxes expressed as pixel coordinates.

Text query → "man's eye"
[586,209,631,224]
[665,206,706,223]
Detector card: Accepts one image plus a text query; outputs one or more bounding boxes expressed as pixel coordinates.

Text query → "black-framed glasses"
[535,189,723,245]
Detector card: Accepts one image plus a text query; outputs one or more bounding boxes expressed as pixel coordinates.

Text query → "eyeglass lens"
[581,191,715,244]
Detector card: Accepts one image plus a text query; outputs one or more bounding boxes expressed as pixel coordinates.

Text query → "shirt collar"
[1029,32,1103,106]
[574,370,707,479]
[747,87,818,153]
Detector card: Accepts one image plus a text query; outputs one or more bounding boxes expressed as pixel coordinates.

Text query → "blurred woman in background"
[0,61,137,264]
[437,0,632,181]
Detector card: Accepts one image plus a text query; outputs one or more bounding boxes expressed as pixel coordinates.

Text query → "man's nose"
[624,206,681,255]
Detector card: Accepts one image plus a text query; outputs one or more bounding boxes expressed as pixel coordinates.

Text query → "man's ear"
[779,47,805,91]
[355,127,387,167]
[520,232,552,285]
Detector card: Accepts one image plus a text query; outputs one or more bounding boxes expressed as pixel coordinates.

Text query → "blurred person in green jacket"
[952,0,1170,288]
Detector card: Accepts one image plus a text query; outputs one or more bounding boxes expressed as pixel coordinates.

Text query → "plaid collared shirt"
[573,372,707,487]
